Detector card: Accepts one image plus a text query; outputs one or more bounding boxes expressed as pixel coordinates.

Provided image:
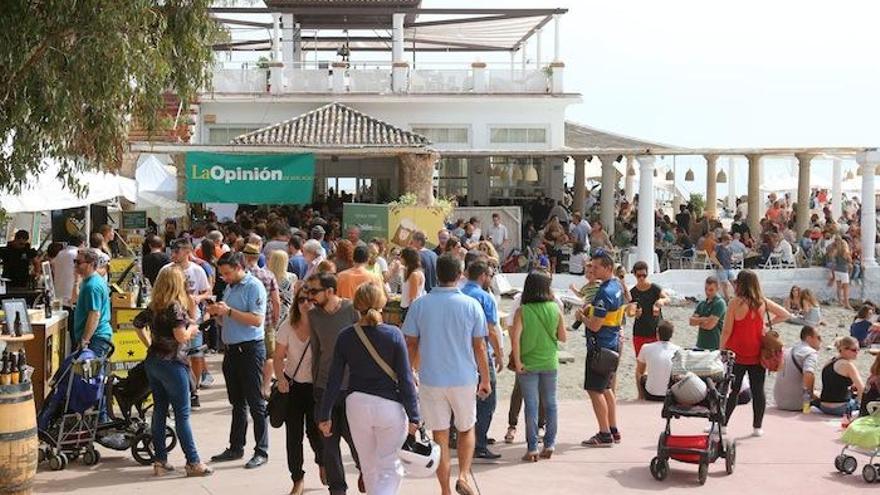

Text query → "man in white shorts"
[404,254,491,495]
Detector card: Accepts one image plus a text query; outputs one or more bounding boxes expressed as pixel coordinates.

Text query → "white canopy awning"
[0,160,137,214]
[135,154,184,212]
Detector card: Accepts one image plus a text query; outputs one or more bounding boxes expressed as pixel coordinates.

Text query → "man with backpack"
[773,326,821,411]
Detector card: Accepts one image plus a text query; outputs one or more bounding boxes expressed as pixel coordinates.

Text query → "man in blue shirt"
[461,259,504,460]
[411,230,437,293]
[72,248,113,356]
[576,251,625,448]
[206,252,269,470]
[286,235,309,280]
[403,254,490,495]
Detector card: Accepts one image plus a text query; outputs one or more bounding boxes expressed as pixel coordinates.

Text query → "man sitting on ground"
[773,325,821,411]
[636,321,680,401]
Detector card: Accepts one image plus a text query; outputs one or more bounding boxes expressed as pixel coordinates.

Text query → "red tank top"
[725,304,764,365]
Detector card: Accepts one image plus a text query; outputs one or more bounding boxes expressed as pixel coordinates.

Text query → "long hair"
[150,266,192,316]
[353,282,387,327]
[401,247,421,280]
[477,241,499,262]
[799,288,818,308]
[334,239,354,267]
[521,270,554,305]
[200,238,217,264]
[290,285,308,326]
[267,250,289,286]
[734,269,764,310]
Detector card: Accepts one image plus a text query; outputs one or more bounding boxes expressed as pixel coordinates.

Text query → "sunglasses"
[635,272,648,278]
[846,347,859,352]
[306,287,326,295]
[296,297,309,303]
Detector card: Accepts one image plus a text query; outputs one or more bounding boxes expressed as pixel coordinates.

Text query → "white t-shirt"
[52,246,79,305]
[275,321,313,383]
[161,262,209,320]
[637,341,681,397]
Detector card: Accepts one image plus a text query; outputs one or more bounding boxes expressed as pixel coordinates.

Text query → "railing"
[209,62,556,95]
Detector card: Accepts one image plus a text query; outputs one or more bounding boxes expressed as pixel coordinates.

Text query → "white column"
[554,14,561,61]
[857,151,878,267]
[624,156,635,202]
[795,153,813,237]
[727,156,737,212]
[521,40,528,72]
[509,51,515,78]
[832,158,843,221]
[705,154,718,219]
[637,155,656,274]
[747,154,762,235]
[472,62,487,92]
[281,14,294,67]
[600,155,618,237]
[270,15,283,93]
[536,28,543,67]
[392,13,405,62]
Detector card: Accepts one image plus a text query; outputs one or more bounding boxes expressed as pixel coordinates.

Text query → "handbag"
[760,304,784,372]
[587,334,619,376]
[268,339,311,428]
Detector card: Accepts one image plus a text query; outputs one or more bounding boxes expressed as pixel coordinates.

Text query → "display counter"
[110,307,148,376]
[20,312,68,410]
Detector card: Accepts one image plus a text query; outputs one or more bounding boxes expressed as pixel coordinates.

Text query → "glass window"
[435,158,468,199]
[489,127,547,144]
[488,156,546,199]
[412,127,469,145]
[208,126,262,144]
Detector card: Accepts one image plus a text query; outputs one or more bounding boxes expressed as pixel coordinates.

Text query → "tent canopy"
[135,154,184,212]
[0,160,136,214]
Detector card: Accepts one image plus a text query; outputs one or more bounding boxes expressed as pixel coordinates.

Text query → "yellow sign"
[111,308,147,373]
[388,206,446,249]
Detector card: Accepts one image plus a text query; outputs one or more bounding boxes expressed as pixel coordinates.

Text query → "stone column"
[624,156,635,202]
[727,156,737,212]
[281,14,294,66]
[332,62,347,92]
[554,14,561,61]
[398,152,438,206]
[705,154,718,218]
[857,151,878,267]
[795,153,813,237]
[391,13,407,93]
[572,155,587,214]
[637,155,656,274]
[832,158,843,221]
[747,154,762,235]
[599,155,618,237]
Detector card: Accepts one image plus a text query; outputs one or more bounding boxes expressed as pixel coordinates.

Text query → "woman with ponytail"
[317,282,420,495]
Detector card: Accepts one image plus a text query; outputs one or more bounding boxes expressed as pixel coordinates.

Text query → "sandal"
[455,478,475,495]
[153,461,175,476]
[539,448,554,459]
[504,426,516,444]
[185,462,214,477]
[521,451,539,462]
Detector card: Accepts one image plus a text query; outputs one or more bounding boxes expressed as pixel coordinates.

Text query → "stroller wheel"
[650,457,669,481]
[131,435,156,466]
[48,452,68,471]
[863,464,878,483]
[842,455,858,475]
[835,455,845,472]
[38,447,47,464]
[164,426,178,453]
[83,448,101,466]
[724,441,736,475]
[697,462,708,485]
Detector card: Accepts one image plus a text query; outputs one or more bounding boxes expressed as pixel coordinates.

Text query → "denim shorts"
[716,269,735,282]
[188,330,205,357]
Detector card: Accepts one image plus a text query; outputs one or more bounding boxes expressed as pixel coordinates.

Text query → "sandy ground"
[496,298,872,403]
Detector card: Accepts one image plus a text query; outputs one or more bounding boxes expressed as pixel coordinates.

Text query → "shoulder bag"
[760,303,784,372]
[354,324,398,385]
[588,333,620,376]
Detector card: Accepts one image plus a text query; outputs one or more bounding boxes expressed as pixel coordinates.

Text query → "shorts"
[834,271,850,284]
[264,326,276,356]
[188,330,205,358]
[716,269,735,282]
[419,384,477,432]
[633,335,658,357]
[584,354,617,392]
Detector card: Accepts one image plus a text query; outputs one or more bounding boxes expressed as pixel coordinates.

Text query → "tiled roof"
[565,121,674,150]
[231,102,431,148]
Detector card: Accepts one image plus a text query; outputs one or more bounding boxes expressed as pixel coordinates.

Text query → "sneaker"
[200,372,215,388]
[191,395,201,408]
[752,428,764,437]
[581,433,614,448]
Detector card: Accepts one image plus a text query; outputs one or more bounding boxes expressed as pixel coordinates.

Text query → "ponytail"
[353,282,387,327]
[362,308,383,326]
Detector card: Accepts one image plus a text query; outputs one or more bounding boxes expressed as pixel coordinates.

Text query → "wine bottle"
[0,353,10,386]
[44,290,53,319]
[17,350,26,384]
[9,353,18,385]
[13,312,22,337]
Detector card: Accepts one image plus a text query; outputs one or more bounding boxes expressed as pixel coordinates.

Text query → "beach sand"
[497,299,872,403]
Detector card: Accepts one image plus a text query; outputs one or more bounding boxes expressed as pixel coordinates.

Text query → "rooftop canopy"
[231,101,432,148]
[211,6,566,52]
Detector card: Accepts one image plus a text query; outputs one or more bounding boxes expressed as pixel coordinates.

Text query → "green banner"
[185,152,315,204]
[343,204,389,240]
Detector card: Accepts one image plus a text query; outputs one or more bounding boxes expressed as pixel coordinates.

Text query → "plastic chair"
[691,250,712,269]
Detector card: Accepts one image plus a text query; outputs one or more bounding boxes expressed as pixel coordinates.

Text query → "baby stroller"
[650,349,737,485]
[834,401,880,483]
[97,360,178,466]
[37,347,113,470]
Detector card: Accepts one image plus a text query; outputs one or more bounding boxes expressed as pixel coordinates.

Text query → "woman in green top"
[511,270,566,462]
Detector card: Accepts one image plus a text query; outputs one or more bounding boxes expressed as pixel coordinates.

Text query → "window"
[411,127,469,145]
[435,158,468,199]
[207,126,263,145]
[489,127,547,144]
[488,156,546,199]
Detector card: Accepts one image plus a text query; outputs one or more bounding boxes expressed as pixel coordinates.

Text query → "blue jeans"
[88,338,112,423]
[144,356,200,464]
[517,370,558,453]
[475,362,497,451]
[818,398,859,417]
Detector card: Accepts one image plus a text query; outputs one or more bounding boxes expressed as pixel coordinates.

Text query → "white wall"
[197,99,571,149]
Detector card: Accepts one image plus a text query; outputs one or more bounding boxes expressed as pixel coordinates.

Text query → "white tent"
[0,159,137,213]
[135,155,185,213]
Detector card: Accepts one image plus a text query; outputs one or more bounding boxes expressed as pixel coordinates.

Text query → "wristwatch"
[227,307,233,317]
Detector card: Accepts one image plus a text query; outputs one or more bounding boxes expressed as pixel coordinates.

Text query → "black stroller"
[650,350,737,485]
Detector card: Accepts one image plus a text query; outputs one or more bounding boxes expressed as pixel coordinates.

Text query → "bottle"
[9,353,18,385]
[802,389,812,414]
[0,354,10,386]
[43,290,53,319]
[17,350,26,384]
[13,312,22,337]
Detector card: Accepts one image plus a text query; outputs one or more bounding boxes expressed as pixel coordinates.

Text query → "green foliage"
[389,193,456,217]
[689,193,705,218]
[0,0,220,194]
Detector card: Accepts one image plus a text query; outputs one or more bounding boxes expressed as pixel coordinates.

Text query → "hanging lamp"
[525,164,539,182]
[716,169,727,183]
[845,170,854,181]
[511,164,524,181]
[665,169,674,181]
[685,168,695,182]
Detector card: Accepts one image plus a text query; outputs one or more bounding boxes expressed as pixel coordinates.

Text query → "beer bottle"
[0,353,10,386]
[9,352,18,385]
[43,290,53,319]
[17,350,26,384]
[13,312,22,337]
